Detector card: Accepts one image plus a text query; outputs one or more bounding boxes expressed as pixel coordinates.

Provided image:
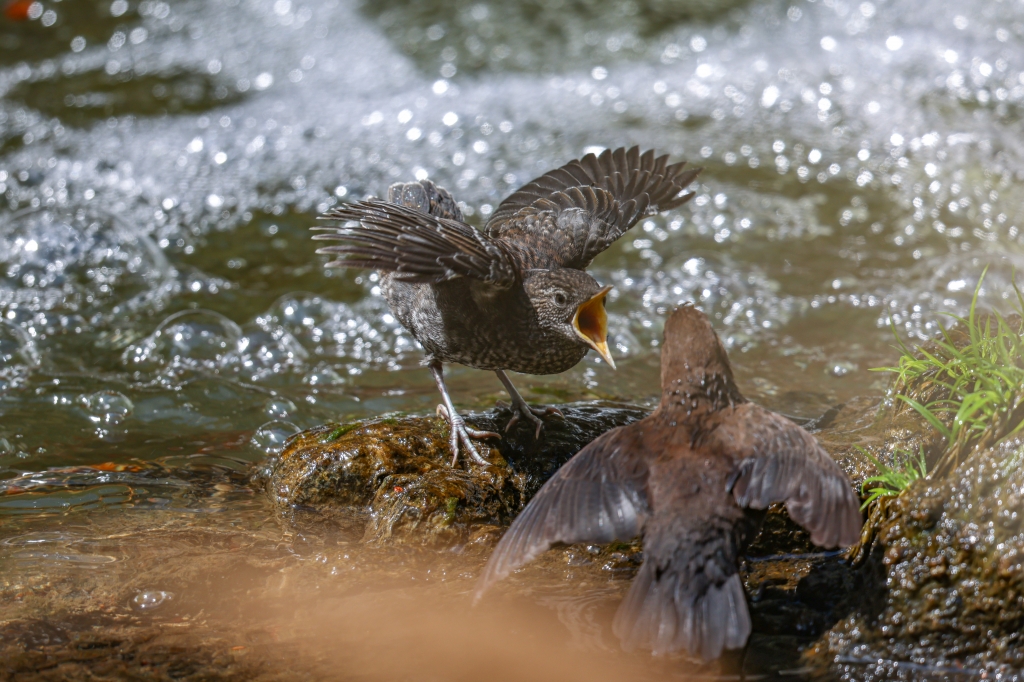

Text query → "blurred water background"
[1,0,1023,677]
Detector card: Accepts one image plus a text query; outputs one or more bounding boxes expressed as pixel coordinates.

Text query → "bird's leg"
[494,369,565,440]
[428,360,499,466]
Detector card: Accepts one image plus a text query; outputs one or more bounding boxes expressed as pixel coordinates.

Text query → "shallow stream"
[1,0,1023,678]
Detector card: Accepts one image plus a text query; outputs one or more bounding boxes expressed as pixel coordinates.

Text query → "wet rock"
[255,402,647,546]
[809,435,1024,678]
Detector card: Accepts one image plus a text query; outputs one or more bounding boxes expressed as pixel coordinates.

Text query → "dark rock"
[254,402,648,546]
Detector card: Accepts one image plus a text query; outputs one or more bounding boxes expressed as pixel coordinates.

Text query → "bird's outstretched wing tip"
[726,408,863,549]
[475,433,647,595]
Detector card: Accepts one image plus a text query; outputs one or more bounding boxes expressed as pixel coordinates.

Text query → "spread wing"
[474,425,650,600]
[485,146,700,269]
[719,404,862,548]
[312,199,518,286]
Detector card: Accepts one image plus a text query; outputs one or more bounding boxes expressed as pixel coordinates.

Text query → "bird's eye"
[554,292,567,306]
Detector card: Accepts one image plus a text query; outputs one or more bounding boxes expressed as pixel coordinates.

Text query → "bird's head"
[523,269,615,368]
[659,304,744,412]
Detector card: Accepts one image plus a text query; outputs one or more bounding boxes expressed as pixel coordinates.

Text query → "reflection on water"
[1,0,1023,676]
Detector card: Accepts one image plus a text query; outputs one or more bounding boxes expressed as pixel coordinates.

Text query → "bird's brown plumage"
[475,305,863,660]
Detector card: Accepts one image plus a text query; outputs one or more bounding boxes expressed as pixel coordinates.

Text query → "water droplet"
[251,419,300,455]
[304,364,345,386]
[78,390,134,425]
[828,361,858,377]
[264,397,297,419]
[125,309,241,370]
[0,321,39,373]
[132,590,173,610]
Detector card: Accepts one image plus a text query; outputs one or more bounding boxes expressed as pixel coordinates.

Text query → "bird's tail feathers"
[612,562,750,661]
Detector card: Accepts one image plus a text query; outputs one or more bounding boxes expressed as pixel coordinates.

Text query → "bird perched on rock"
[475,305,862,660]
[313,147,700,465]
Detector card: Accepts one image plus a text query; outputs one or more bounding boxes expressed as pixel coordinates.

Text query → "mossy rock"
[254,402,647,546]
[808,435,1024,677]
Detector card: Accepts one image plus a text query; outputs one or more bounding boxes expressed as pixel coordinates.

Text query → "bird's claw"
[435,404,499,466]
[502,402,565,440]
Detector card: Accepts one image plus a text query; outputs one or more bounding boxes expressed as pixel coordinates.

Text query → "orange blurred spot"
[4,0,34,21]
[231,645,247,651]
[393,486,404,493]
[90,462,145,472]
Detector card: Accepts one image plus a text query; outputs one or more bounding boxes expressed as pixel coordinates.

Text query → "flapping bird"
[474,305,862,660]
[313,147,700,465]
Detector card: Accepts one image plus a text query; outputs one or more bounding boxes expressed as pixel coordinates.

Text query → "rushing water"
[1,0,1023,677]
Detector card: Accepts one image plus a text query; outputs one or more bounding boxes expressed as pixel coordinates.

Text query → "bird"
[474,305,863,660]
[312,147,701,466]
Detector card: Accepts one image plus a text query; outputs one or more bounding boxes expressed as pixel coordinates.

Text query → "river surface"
[1,0,1023,678]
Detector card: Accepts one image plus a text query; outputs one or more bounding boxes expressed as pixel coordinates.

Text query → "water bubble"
[267,293,331,335]
[236,325,308,380]
[250,419,300,455]
[828,361,858,377]
[132,590,173,610]
[0,209,173,319]
[0,321,40,374]
[125,309,242,370]
[264,397,298,419]
[304,364,346,387]
[264,293,409,365]
[78,391,134,425]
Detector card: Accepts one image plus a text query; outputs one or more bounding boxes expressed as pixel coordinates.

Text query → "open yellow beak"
[572,285,615,369]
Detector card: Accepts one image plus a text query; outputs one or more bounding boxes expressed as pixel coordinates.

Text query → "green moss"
[430,416,449,437]
[443,496,459,525]
[322,422,361,442]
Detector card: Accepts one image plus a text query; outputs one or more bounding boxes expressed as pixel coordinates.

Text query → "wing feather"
[485,146,700,268]
[312,200,518,286]
[474,426,650,600]
[720,404,863,548]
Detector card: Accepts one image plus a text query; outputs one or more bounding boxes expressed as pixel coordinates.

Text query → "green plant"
[858,446,929,510]
[873,268,1024,474]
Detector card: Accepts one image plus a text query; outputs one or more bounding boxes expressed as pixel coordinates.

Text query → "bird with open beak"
[312,147,700,465]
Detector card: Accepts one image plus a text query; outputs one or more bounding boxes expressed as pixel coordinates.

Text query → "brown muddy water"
[1,0,1023,679]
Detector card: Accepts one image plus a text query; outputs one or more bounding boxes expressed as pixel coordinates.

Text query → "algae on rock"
[254,403,647,546]
[813,436,1024,678]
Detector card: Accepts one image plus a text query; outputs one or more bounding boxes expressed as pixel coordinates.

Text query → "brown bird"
[313,147,700,465]
[475,305,862,660]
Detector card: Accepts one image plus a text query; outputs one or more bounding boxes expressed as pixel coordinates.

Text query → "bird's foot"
[496,399,565,440]
[435,404,500,466]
